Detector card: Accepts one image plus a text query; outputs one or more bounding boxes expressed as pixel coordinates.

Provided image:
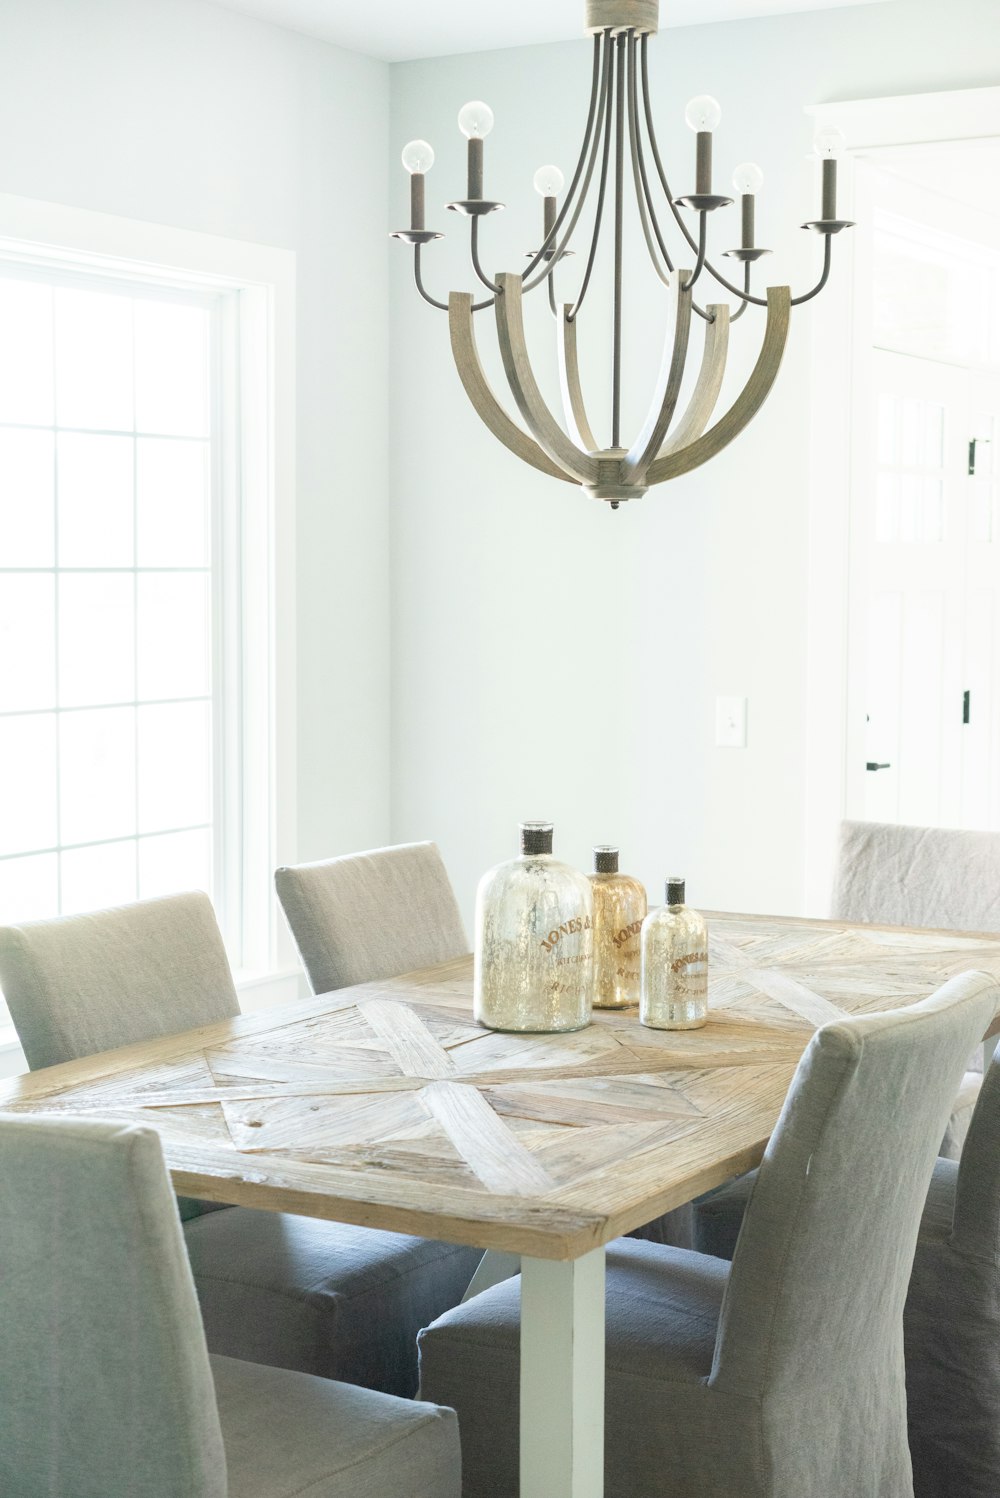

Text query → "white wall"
[389,0,1000,928]
[0,0,392,866]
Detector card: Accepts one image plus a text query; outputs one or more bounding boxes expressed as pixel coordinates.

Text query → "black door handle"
[866,761,891,771]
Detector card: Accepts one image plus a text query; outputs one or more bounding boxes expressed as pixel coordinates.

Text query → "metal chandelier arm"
[448,292,575,482]
[495,272,600,484]
[622,275,693,483]
[646,284,791,485]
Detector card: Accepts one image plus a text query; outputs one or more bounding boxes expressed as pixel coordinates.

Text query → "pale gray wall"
[0,0,392,866]
[389,0,1000,927]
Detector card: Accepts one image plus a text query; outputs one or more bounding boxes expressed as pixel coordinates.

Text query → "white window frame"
[0,193,299,1067]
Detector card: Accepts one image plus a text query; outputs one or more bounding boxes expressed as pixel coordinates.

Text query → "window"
[0,202,297,1007]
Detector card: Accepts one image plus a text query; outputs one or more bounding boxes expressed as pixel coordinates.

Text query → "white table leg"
[462,1249,521,1302]
[519,1248,606,1498]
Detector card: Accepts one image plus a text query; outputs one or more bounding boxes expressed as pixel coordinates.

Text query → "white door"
[851,350,1000,830]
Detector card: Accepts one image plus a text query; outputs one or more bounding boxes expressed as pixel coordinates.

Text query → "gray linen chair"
[695,822,1000,1264]
[0,893,481,1396]
[418,971,999,1498]
[274,841,468,994]
[0,1114,460,1498]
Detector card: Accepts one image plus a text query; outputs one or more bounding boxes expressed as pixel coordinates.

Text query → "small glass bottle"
[589,846,647,1009]
[474,822,594,1033]
[640,877,709,1030]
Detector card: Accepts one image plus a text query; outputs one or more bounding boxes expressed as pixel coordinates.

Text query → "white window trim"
[802,87,1000,911]
[0,192,301,1049]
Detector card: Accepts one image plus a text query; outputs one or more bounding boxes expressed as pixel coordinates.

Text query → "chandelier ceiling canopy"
[391,0,852,508]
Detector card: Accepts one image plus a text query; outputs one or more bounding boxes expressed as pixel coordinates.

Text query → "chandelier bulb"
[732,161,764,195]
[401,139,435,175]
[814,126,846,159]
[684,95,722,133]
[458,100,495,140]
[533,164,565,198]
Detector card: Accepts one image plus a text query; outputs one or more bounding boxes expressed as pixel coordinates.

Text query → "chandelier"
[391,0,851,509]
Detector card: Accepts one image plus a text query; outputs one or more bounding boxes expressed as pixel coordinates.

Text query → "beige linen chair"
[0,893,481,1396]
[0,1114,461,1498]
[418,972,999,1498]
[274,842,468,994]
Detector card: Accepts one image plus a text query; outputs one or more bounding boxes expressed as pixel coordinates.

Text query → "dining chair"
[274,841,468,994]
[418,971,1000,1498]
[0,1114,461,1498]
[0,894,481,1397]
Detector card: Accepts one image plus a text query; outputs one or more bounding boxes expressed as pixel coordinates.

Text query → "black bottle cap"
[666,877,686,906]
[593,846,619,874]
[520,822,554,856]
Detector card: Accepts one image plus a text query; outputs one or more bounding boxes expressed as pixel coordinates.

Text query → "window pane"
[0,851,59,924]
[137,700,210,835]
[59,707,136,846]
[139,827,211,900]
[60,838,137,915]
[136,572,210,701]
[0,279,54,426]
[0,574,56,712]
[134,302,210,438]
[58,574,135,708]
[0,714,58,855]
[57,433,134,567]
[136,438,210,567]
[0,428,54,566]
[55,288,133,433]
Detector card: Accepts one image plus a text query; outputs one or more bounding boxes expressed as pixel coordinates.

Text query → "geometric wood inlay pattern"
[2,912,999,1260]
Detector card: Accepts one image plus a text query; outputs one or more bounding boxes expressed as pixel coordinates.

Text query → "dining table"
[4,910,1000,1498]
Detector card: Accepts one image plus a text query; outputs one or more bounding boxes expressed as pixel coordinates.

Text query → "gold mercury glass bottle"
[640,877,709,1030]
[474,821,594,1033]
[589,846,647,1009]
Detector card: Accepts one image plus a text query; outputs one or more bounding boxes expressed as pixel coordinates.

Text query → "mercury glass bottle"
[640,878,709,1030]
[589,847,647,1009]
[474,822,594,1033]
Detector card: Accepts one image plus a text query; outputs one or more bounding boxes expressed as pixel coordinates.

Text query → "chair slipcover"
[0,1116,461,1498]
[275,841,468,994]
[418,972,999,1498]
[0,893,480,1395]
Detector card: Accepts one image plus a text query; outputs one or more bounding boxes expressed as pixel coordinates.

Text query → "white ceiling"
[206,0,892,63]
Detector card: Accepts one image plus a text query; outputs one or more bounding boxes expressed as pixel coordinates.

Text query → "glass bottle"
[589,846,647,1009]
[640,877,709,1029]
[474,822,594,1033]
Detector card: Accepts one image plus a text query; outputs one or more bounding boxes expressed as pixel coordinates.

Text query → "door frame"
[802,86,1000,912]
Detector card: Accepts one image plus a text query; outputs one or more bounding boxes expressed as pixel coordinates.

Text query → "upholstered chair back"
[275,842,468,994]
[0,893,239,1071]
[0,1116,226,1498]
[711,972,1000,1494]
[833,821,1000,933]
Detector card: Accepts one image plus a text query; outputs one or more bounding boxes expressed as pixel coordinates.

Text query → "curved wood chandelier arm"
[622,273,693,483]
[495,273,600,485]
[646,285,791,486]
[557,308,599,453]
[448,292,575,483]
[659,303,730,456]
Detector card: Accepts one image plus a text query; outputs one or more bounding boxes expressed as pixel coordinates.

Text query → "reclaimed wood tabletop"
[3,911,1000,1261]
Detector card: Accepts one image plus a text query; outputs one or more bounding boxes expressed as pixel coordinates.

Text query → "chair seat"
[418,1240,737,1498]
[211,1353,460,1498]
[186,1208,482,1396]
[694,1072,984,1262]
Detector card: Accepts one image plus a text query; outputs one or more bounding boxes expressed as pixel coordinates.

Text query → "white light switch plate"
[715,696,747,748]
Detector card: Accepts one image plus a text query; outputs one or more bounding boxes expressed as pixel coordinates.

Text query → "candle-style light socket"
[544,195,557,238]
[410,173,425,232]
[695,131,713,194]
[468,137,484,200]
[821,157,837,222]
[741,193,755,249]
